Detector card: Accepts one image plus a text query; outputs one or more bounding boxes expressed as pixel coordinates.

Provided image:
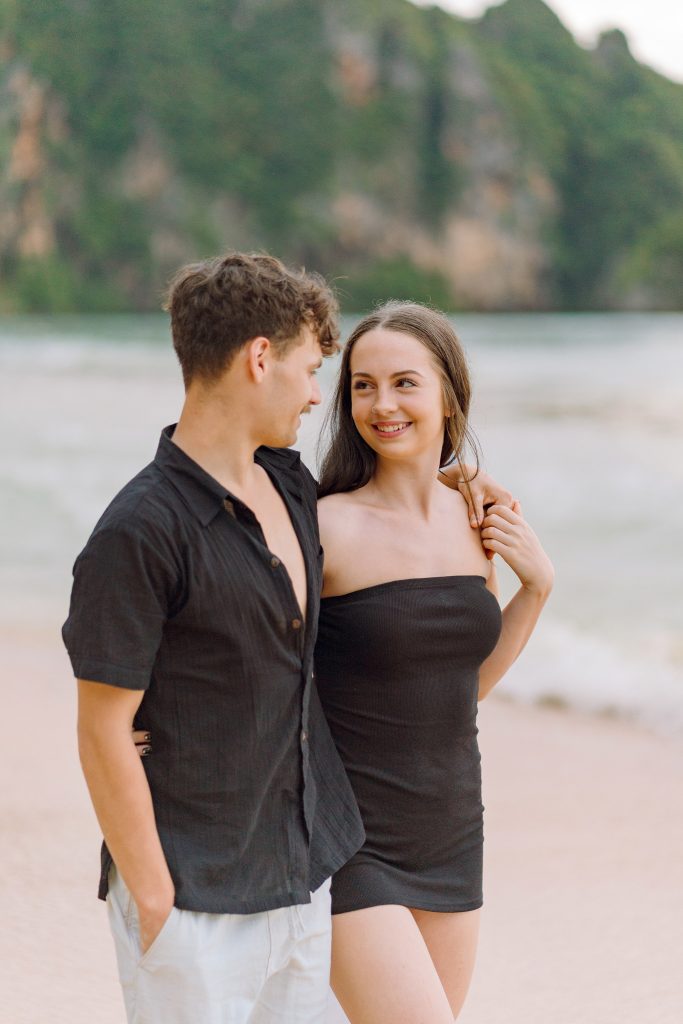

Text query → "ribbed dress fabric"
[315,575,503,914]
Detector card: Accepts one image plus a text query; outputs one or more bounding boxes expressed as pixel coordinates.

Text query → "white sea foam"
[496,614,683,736]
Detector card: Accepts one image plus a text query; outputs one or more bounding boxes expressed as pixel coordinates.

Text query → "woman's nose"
[371,390,398,416]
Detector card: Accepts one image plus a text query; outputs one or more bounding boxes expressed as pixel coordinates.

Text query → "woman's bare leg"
[410,908,480,1018]
[331,905,454,1024]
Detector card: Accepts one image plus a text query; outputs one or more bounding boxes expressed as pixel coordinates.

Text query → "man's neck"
[171,395,262,495]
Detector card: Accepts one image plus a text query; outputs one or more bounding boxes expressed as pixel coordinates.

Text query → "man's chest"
[246,479,310,619]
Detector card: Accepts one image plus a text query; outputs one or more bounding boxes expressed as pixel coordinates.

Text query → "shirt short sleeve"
[62,524,177,690]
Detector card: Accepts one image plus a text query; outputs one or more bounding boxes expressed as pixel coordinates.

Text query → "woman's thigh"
[410,907,481,1018]
[330,905,454,1024]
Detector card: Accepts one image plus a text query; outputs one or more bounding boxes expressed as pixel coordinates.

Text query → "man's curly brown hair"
[164,251,340,386]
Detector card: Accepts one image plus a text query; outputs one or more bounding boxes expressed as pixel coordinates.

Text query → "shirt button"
[301,729,308,742]
[291,618,302,631]
[270,556,280,568]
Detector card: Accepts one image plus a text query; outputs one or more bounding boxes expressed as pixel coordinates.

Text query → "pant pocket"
[136,906,179,968]
[111,868,180,969]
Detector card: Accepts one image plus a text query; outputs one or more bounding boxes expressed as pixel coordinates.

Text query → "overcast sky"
[411,0,683,82]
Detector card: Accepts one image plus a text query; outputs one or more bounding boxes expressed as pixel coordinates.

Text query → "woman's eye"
[397,378,417,388]
[353,381,371,390]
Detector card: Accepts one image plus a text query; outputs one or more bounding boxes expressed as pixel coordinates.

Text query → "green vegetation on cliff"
[479,0,683,308]
[1,0,682,312]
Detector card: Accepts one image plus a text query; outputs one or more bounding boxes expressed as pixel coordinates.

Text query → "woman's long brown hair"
[317,301,480,497]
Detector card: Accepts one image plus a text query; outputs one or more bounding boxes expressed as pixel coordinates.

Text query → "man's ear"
[245,336,272,383]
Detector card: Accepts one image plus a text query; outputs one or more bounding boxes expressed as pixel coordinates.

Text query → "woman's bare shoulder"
[317,490,366,522]
[442,485,494,578]
[317,491,369,567]
[317,489,366,532]
[441,482,477,529]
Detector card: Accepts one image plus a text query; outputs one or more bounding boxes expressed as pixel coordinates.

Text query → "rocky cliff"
[1,0,682,312]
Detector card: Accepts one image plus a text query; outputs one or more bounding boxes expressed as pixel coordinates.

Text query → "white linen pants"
[107,867,332,1023]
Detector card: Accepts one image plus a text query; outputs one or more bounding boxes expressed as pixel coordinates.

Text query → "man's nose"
[309,377,322,406]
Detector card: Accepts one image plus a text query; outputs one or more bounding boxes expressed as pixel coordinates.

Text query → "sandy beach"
[2,628,681,1024]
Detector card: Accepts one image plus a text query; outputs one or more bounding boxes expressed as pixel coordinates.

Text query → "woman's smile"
[371,421,412,437]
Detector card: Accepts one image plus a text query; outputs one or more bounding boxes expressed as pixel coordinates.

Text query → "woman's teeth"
[374,423,409,433]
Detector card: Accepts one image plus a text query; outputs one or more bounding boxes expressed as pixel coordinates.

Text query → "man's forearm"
[78,719,173,914]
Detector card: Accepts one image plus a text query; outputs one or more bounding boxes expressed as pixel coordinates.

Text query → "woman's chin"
[365,439,415,460]
[361,431,445,464]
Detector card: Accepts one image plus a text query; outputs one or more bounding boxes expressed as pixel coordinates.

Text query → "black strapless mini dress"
[315,575,502,914]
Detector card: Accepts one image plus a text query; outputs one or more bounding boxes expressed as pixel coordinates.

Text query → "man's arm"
[77,679,174,953]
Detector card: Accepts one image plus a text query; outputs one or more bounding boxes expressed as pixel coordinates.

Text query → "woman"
[315,302,553,1022]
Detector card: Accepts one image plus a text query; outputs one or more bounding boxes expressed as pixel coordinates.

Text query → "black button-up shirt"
[62,427,364,914]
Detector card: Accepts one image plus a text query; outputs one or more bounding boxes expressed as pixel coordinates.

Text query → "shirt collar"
[154,425,303,527]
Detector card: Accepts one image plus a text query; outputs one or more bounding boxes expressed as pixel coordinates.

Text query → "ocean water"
[1,313,681,734]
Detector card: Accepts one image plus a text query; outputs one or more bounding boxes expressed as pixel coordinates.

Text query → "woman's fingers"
[481,525,512,544]
[482,511,554,593]
[481,514,519,538]
[481,537,504,555]
[483,504,521,524]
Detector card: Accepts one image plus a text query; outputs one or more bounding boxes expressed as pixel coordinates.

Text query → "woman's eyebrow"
[351,369,425,378]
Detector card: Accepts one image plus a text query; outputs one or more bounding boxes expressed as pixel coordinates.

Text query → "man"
[63,251,512,1022]
[63,252,365,1023]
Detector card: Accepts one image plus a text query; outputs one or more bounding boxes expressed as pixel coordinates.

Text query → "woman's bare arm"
[477,505,554,699]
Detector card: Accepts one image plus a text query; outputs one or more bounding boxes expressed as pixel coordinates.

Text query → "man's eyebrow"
[351,369,425,378]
